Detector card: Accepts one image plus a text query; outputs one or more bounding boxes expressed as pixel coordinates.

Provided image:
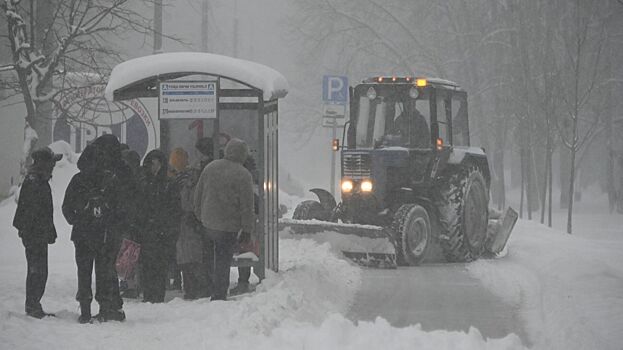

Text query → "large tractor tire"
[436,167,489,262]
[292,200,327,221]
[391,204,431,266]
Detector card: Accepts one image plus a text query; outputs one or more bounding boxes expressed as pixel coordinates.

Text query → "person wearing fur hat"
[13,147,62,319]
[193,138,255,300]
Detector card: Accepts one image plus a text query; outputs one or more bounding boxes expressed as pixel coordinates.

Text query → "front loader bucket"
[278,218,397,268]
[485,207,519,256]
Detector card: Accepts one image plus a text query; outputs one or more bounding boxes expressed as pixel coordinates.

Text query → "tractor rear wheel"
[392,204,431,266]
[436,167,489,262]
[292,200,325,221]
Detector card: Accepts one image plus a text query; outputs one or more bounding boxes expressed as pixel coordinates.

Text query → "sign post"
[322,75,348,196]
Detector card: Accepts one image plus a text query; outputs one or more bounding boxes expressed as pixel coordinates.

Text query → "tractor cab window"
[451,94,469,146]
[354,88,431,149]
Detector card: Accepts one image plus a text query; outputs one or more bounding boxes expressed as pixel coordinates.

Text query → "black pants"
[141,243,168,303]
[206,231,237,300]
[23,240,48,313]
[238,267,251,284]
[74,241,115,310]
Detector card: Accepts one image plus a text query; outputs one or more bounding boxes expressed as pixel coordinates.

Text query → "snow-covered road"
[348,265,529,345]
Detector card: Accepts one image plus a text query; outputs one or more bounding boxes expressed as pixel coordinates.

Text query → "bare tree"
[555,0,609,233]
[1,0,181,179]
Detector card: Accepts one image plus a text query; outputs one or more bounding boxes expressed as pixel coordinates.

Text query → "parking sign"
[322,75,348,105]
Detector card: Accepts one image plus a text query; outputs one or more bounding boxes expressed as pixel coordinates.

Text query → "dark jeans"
[141,243,168,303]
[23,240,48,313]
[74,241,116,310]
[205,230,237,300]
[202,237,215,297]
[111,275,123,310]
[181,263,207,298]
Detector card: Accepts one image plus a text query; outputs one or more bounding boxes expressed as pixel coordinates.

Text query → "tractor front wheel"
[392,204,431,266]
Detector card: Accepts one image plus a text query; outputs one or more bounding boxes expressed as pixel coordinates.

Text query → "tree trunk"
[567,142,577,234]
[541,117,552,224]
[520,148,525,218]
[548,146,553,227]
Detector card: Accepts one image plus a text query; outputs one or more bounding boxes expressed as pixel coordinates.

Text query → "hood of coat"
[77,143,101,173]
[93,134,122,170]
[224,138,249,164]
[143,149,168,178]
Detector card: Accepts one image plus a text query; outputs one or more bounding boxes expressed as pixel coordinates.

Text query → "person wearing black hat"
[13,147,62,319]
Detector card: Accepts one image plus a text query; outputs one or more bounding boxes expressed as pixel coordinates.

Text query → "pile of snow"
[48,140,80,164]
[105,52,288,102]
[468,216,623,349]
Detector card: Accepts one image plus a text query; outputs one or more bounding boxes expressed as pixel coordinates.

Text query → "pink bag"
[115,239,141,280]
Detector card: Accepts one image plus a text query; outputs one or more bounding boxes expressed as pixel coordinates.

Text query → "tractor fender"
[447,147,491,187]
[309,188,338,212]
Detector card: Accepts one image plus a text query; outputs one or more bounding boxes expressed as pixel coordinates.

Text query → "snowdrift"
[468,217,623,350]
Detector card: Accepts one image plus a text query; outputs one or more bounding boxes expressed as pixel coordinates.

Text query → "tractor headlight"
[341,179,354,193]
[360,180,373,192]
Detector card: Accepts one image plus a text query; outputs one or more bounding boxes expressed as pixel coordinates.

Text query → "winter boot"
[229,282,250,296]
[106,308,126,322]
[78,303,91,324]
[94,304,108,323]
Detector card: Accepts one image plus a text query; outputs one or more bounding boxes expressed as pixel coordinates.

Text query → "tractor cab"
[346,77,469,151]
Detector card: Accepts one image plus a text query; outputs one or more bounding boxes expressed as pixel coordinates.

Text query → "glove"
[238,231,251,245]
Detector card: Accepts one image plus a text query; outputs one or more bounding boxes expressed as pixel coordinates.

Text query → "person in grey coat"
[193,138,255,301]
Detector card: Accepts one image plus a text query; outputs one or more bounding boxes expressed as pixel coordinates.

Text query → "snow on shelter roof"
[105,52,288,102]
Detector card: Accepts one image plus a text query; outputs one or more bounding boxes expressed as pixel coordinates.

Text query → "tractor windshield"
[353,86,431,149]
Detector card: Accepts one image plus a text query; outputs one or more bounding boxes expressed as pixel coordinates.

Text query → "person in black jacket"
[62,136,126,323]
[137,149,181,303]
[13,147,62,319]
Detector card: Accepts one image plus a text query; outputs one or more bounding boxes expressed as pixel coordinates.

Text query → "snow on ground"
[468,194,623,350]
[0,155,524,349]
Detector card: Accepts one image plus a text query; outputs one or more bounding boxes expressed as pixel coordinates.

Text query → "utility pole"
[153,0,163,53]
[233,0,238,57]
[201,0,208,52]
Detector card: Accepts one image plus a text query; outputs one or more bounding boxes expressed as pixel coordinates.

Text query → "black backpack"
[83,170,117,224]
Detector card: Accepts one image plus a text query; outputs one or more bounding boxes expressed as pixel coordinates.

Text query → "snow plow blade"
[485,207,519,256]
[278,218,397,268]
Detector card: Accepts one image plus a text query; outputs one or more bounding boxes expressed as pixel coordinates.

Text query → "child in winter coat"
[13,147,62,319]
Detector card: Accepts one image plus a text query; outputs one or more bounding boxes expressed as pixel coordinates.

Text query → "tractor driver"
[390,103,431,148]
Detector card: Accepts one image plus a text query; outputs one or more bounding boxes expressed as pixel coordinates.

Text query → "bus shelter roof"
[105,52,289,102]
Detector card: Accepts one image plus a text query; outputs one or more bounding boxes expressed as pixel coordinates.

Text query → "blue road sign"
[322,75,348,105]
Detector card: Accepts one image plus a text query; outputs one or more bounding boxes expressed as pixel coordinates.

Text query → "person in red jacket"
[13,147,62,319]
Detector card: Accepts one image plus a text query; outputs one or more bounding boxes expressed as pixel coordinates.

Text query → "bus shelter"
[105,52,288,279]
